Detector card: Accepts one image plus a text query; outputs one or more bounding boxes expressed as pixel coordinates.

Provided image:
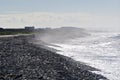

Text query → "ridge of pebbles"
[0,35,108,80]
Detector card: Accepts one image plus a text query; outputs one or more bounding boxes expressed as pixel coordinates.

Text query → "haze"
[0,0,120,31]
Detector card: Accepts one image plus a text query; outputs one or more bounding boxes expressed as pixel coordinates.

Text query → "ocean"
[48,32,120,80]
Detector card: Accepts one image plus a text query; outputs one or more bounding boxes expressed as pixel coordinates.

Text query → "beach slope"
[0,35,107,80]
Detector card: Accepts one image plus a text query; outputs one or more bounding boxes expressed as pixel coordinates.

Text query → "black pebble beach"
[0,35,108,80]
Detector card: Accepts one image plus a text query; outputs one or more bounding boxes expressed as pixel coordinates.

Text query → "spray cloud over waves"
[34,27,90,44]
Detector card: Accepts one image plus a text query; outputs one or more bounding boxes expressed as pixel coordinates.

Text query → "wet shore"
[0,35,107,80]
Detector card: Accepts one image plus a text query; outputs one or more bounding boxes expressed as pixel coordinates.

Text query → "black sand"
[0,35,108,80]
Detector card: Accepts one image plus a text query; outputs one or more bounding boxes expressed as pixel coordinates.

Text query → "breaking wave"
[48,32,120,80]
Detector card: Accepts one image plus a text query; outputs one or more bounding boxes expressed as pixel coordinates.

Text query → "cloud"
[0,12,119,31]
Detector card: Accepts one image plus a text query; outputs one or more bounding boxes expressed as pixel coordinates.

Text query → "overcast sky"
[0,0,120,31]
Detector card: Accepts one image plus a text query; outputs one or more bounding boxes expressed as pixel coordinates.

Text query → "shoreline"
[0,35,108,80]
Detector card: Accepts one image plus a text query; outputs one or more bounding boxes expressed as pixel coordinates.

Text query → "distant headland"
[0,26,35,35]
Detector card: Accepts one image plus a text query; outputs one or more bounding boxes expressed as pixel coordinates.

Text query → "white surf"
[48,32,120,80]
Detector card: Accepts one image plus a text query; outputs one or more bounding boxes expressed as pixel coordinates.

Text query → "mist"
[34,27,90,44]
